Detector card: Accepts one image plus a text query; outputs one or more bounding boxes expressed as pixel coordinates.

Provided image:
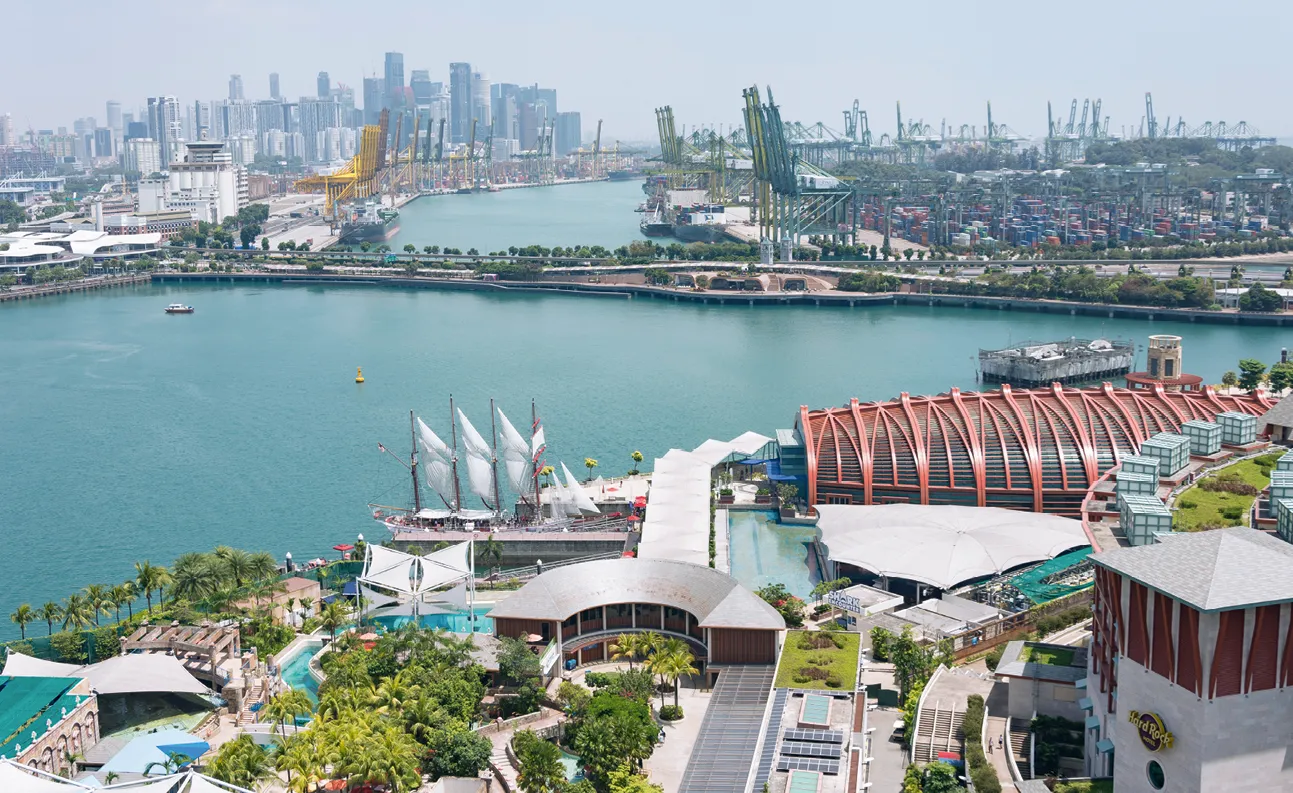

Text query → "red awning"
[626,515,641,522]
[633,497,647,507]
[333,544,355,551]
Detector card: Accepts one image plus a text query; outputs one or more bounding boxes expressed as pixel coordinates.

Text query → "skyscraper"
[106,101,122,134]
[492,83,519,139]
[383,52,405,111]
[193,100,212,141]
[555,112,582,156]
[410,70,434,106]
[362,77,385,125]
[229,74,244,101]
[0,114,13,147]
[147,96,182,165]
[269,73,281,100]
[317,72,330,99]
[449,62,472,143]
[471,72,491,134]
[299,97,342,163]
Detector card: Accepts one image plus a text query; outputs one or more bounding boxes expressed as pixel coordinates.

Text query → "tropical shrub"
[658,705,683,721]
[51,631,88,664]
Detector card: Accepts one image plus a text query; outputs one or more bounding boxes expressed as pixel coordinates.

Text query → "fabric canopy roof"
[359,542,472,598]
[1,653,207,697]
[815,504,1089,590]
[101,730,208,774]
[0,758,91,792]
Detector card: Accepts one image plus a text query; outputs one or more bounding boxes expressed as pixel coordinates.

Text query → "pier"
[0,273,152,303]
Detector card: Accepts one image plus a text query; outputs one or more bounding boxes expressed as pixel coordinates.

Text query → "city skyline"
[2,0,1291,142]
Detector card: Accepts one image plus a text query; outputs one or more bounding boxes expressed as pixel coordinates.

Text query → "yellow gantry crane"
[292,110,389,219]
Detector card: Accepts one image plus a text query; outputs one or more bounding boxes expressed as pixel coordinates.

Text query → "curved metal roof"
[816,503,1089,590]
[487,558,785,630]
[801,385,1273,515]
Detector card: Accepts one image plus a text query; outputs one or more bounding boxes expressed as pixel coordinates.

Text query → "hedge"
[963,694,1001,793]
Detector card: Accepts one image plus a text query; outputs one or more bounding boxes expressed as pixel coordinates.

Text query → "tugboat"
[164,303,194,314]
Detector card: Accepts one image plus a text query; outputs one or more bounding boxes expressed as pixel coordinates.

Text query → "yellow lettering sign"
[1128,710,1174,752]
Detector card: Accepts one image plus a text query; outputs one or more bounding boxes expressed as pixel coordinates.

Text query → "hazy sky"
[5,0,1290,142]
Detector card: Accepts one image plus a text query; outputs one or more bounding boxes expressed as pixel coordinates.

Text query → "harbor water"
[0,187,1288,636]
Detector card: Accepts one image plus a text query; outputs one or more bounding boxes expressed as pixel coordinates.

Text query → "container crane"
[1145,92,1158,140]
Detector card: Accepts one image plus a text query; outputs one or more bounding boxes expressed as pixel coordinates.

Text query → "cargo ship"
[608,168,642,181]
[672,204,729,243]
[339,200,400,243]
[639,205,672,237]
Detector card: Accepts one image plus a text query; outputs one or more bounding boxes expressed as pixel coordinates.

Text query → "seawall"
[148,271,1291,326]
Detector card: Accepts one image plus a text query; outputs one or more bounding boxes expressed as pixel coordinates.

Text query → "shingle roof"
[1258,393,1293,430]
[1091,528,1293,612]
[486,558,785,630]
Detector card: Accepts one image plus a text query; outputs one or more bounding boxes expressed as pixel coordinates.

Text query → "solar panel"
[776,757,841,775]
[781,741,844,759]
[782,728,845,744]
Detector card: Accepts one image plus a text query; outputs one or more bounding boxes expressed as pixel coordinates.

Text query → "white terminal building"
[138,140,248,224]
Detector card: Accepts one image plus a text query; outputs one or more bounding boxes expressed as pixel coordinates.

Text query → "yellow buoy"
[355,367,365,383]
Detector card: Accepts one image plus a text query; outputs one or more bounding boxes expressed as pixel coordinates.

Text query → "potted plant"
[718,487,734,505]
[754,487,771,504]
[776,483,799,519]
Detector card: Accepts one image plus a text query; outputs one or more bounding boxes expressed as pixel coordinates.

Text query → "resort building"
[1087,528,1293,791]
[794,385,1274,516]
[0,676,97,777]
[487,557,785,674]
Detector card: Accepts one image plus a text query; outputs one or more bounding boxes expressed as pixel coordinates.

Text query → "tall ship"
[339,199,400,243]
[673,203,729,242]
[371,399,607,535]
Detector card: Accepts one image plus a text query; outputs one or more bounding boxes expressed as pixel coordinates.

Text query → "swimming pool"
[560,750,585,782]
[369,605,495,633]
[726,510,819,599]
[279,639,325,702]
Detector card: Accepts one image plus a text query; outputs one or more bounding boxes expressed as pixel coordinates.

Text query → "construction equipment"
[293,109,388,219]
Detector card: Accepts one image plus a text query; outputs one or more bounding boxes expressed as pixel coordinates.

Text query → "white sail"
[419,440,458,510]
[531,425,546,460]
[456,409,493,460]
[561,461,601,515]
[416,418,453,459]
[548,468,570,519]
[465,451,495,508]
[496,408,534,495]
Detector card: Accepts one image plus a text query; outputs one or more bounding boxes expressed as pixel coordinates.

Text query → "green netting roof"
[1011,547,1094,605]
[0,676,78,758]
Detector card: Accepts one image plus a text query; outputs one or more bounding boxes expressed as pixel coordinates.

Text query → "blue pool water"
[369,606,495,633]
[280,639,325,702]
[726,510,820,599]
[560,750,585,782]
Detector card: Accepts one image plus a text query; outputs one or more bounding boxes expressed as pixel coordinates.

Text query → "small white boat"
[164,303,194,314]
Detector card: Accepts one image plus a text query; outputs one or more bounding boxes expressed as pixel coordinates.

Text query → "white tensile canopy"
[814,504,1090,590]
[0,761,251,793]
[357,541,476,623]
[1,652,208,697]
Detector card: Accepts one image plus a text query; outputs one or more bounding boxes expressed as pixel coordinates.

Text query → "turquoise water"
[369,606,494,633]
[280,639,324,702]
[0,242,1289,635]
[727,511,819,599]
[387,180,646,251]
[560,750,585,782]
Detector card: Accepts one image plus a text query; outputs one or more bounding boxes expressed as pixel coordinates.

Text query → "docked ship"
[608,168,642,181]
[339,199,400,243]
[371,400,606,535]
[672,204,729,243]
[639,205,672,237]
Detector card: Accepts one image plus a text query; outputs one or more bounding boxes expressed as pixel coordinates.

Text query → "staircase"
[236,679,266,726]
[491,736,518,791]
[912,702,964,764]
[1009,717,1032,780]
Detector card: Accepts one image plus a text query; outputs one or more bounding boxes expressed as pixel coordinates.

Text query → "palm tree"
[609,633,640,669]
[515,729,565,793]
[630,450,644,475]
[318,601,346,640]
[135,561,161,615]
[370,670,421,715]
[247,551,278,582]
[584,457,599,482]
[108,584,132,625]
[171,552,223,602]
[482,535,504,577]
[9,604,34,640]
[38,602,62,636]
[263,689,313,745]
[61,594,95,631]
[539,465,554,487]
[661,641,698,708]
[276,735,322,791]
[83,584,111,627]
[214,546,255,587]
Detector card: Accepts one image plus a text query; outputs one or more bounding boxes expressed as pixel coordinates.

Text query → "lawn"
[1053,781,1113,793]
[1174,452,1283,531]
[774,629,860,691]
[1022,645,1075,667]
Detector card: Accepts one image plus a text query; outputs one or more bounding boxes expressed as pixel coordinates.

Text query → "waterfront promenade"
[0,273,151,303]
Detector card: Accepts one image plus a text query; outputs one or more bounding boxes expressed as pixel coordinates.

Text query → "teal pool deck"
[279,639,325,702]
[726,510,821,599]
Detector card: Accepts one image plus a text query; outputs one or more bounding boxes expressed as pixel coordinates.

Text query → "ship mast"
[409,410,422,513]
[532,399,542,515]
[489,397,502,518]
[449,395,462,513]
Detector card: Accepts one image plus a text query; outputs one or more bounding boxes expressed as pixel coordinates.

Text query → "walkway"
[677,665,775,793]
[484,707,565,791]
[642,676,713,793]
[985,715,1014,784]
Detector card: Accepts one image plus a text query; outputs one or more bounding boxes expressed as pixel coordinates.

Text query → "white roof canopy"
[1,652,208,696]
[359,541,472,598]
[816,504,1089,590]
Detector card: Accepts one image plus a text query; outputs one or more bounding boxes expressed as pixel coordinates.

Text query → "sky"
[4,0,1291,143]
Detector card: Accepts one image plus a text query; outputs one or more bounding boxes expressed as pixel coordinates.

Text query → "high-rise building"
[449,62,472,143]
[471,72,491,134]
[229,74,244,101]
[124,137,162,176]
[491,83,519,139]
[298,97,342,163]
[106,101,122,134]
[193,100,212,141]
[362,77,385,125]
[125,121,149,141]
[555,112,582,156]
[0,113,13,146]
[410,70,434,106]
[254,100,287,138]
[146,96,182,165]
[94,128,114,159]
[269,72,281,100]
[317,72,330,99]
[384,52,405,111]
[213,101,257,141]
